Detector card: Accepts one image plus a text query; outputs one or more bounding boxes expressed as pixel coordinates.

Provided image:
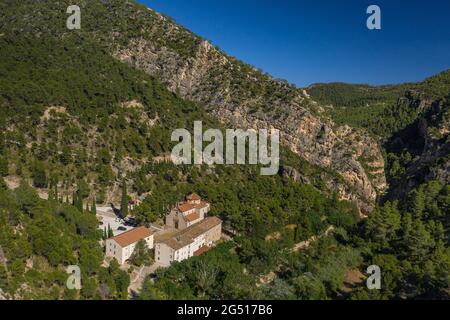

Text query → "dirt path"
[290,225,335,253]
[257,225,335,286]
[128,262,162,296]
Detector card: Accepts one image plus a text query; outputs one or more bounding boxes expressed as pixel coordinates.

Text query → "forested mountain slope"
[0,184,130,299]
[307,70,449,138]
[0,0,391,212]
[0,0,448,300]
[0,0,363,299]
[307,71,450,197]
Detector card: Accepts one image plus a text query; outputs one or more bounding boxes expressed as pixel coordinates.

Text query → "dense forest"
[0,1,357,300]
[135,180,449,300]
[0,0,448,300]
[0,183,130,299]
[307,71,450,139]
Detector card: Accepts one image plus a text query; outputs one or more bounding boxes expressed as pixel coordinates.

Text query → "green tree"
[138,280,166,300]
[107,224,114,238]
[32,161,47,188]
[120,179,128,217]
[259,278,296,300]
[0,156,8,177]
[59,146,72,165]
[402,218,435,261]
[365,202,401,248]
[74,188,83,212]
[292,274,327,300]
[130,239,151,267]
[0,177,6,190]
[91,198,97,215]
[410,188,426,219]
[79,242,103,275]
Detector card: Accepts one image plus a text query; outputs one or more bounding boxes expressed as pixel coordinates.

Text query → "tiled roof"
[185,212,200,222]
[159,216,222,250]
[110,226,152,247]
[194,201,209,210]
[186,193,201,201]
[154,229,178,243]
[193,245,210,256]
[178,202,196,213]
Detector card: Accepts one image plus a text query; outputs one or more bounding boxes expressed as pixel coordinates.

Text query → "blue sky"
[138,0,450,87]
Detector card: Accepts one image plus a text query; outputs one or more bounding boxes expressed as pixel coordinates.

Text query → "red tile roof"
[159,217,222,250]
[178,202,196,213]
[110,226,152,247]
[186,193,201,201]
[193,245,210,256]
[194,201,209,210]
[185,212,200,222]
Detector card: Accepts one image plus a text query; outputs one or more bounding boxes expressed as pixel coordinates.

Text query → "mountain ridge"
[109,2,387,212]
[0,0,448,301]
[1,0,449,211]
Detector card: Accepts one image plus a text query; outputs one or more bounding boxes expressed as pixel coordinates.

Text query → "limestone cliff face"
[0,0,387,212]
[113,29,386,213]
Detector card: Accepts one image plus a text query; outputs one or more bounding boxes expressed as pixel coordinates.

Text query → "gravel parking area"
[97,206,133,236]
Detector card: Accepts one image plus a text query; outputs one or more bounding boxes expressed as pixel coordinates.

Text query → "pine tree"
[120,179,128,217]
[294,224,301,242]
[0,178,7,190]
[410,188,426,219]
[107,224,114,238]
[0,156,8,177]
[91,198,97,215]
[75,189,83,212]
[403,218,435,261]
[55,184,59,203]
[32,161,47,188]
[365,202,401,247]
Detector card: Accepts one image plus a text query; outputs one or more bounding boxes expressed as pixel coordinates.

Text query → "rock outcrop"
[112,17,387,213]
[0,0,388,212]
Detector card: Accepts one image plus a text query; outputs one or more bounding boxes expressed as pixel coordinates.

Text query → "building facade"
[105,226,154,265]
[155,216,222,266]
[165,193,210,230]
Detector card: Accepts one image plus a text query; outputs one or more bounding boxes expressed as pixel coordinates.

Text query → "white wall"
[145,235,154,249]
[155,243,173,267]
[105,235,154,265]
[155,234,208,266]
[105,239,124,264]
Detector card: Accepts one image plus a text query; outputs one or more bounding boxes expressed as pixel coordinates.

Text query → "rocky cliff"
[111,8,386,213]
[1,0,388,212]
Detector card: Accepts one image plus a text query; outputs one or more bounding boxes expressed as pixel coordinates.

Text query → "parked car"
[117,226,127,231]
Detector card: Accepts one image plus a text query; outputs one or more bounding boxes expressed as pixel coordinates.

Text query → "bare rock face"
[112,14,386,213]
[280,166,311,185]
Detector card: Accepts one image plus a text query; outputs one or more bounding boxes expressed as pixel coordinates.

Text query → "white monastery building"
[155,216,222,266]
[105,226,154,265]
[105,193,221,266]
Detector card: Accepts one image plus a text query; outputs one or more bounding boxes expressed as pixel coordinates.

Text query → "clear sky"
[138,0,450,87]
